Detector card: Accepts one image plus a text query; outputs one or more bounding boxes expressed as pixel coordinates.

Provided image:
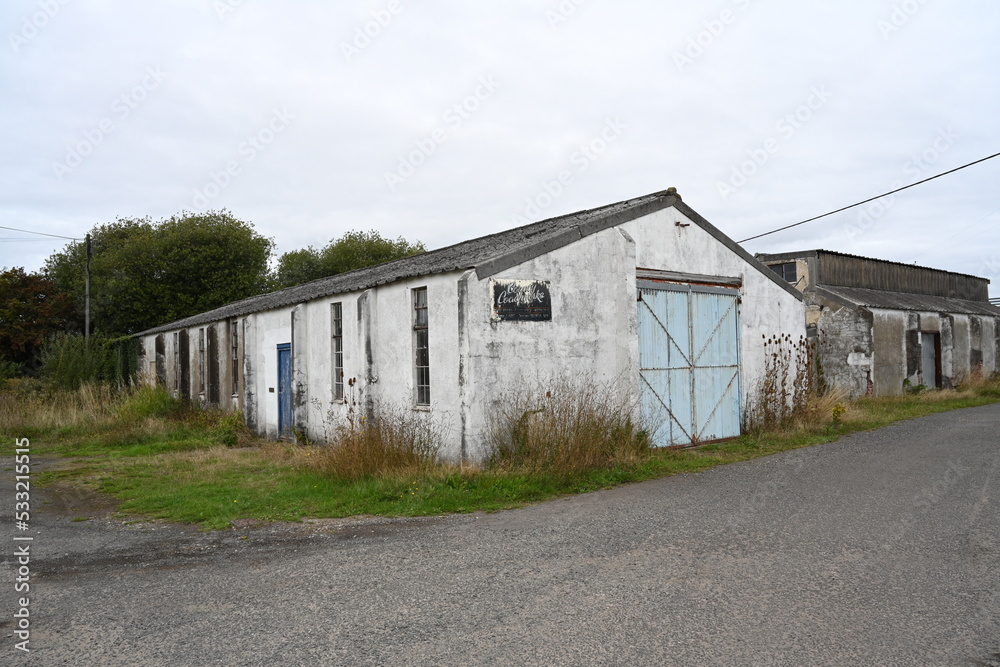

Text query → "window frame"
[198,328,206,395]
[412,287,430,406]
[231,320,239,398]
[172,332,180,395]
[771,262,797,283]
[331,303,344,401]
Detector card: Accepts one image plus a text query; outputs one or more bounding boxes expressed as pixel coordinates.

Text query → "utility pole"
[85,233,91,345]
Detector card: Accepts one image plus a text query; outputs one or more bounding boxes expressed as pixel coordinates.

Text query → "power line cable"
[0,238,67,241]
[738,151,1000,243]
[910,204,1000,261]
[0,224,80,241]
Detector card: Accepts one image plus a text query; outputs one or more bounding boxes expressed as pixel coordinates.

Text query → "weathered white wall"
[138,203,806,462]
[983,317,997,373]
[951,315,971,380]
[812,306,1000,397]
[871,310,907,395]
[622,208,805,407]
[459,225,639,462]
[233,275,464,453]
[243,307,292,439]
[456,207,805,461]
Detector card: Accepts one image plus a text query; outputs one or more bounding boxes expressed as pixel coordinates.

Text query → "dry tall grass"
[955,367,1000,397]
[0,381,256,450]
[312,403,441,481]
[484,378,649,476]
[0,380,119,433]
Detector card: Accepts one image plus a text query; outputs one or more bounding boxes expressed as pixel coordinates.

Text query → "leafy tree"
[275,230,425,289]
[273,247,324,288]
[44,211,274,336]
[0,267,73,372]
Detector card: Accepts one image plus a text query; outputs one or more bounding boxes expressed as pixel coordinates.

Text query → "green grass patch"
[5,380,999,529]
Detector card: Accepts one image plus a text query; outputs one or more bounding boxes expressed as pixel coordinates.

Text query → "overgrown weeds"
[955,367,1000,398]
[312,402,441,481]
[0,380,120,434]
[484,378,650,477]
[7,370,1000,529]
[0,382,253,456]
[744,334,826,433]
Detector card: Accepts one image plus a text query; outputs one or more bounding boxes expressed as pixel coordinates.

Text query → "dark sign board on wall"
[490,279,552,322]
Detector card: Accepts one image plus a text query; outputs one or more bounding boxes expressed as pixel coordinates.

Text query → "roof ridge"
[137,189,798,337]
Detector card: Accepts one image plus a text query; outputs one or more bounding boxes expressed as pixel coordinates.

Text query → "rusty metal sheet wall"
[817,253,988,301]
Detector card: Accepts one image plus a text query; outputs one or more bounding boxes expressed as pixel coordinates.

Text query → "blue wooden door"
[638,284,741,446]
[277,343,292,436]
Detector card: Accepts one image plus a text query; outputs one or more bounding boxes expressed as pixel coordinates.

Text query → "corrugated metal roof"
[757,248,990,282]
[138,190,800,336]
[816,285,1000,316]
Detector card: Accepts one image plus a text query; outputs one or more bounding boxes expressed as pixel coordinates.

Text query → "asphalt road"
[3,403,1000,666]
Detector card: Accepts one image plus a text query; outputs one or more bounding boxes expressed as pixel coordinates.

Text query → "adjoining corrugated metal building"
[757,249,1000,397]
[137,189,804,461]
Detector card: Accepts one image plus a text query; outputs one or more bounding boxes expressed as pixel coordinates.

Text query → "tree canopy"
[0,267,73,370]
[44,211,274,336]
[274,230,425,289]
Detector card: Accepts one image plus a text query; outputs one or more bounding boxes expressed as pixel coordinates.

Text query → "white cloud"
[1,0,998,295]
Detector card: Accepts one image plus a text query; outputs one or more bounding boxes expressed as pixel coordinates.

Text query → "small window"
[198,328,206,395]
[172,332,180,394]
[231,320,239,397]
[331,303,344,401]
[770,262,797,283]
[413,288,430,406]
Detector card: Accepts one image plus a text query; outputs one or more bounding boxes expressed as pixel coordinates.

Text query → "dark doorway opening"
[920,332,941,389]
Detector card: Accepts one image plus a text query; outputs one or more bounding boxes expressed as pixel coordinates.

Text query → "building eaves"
[815,285,1000,317]
[137,189,800,336]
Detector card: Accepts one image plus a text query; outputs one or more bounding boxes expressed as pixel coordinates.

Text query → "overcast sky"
[3,1,999,295]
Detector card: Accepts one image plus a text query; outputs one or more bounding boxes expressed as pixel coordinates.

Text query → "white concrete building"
[138,189,804,460]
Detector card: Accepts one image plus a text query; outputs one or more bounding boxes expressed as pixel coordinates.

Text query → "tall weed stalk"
[745,334,827,433]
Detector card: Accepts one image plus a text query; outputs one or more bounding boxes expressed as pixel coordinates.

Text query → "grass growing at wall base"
[7,379,1000,530]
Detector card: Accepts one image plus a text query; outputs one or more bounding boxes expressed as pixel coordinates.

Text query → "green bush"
[114,385,182,422]
[0,359,19,383]
[213,411,254,447]
[39,333,136,390]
